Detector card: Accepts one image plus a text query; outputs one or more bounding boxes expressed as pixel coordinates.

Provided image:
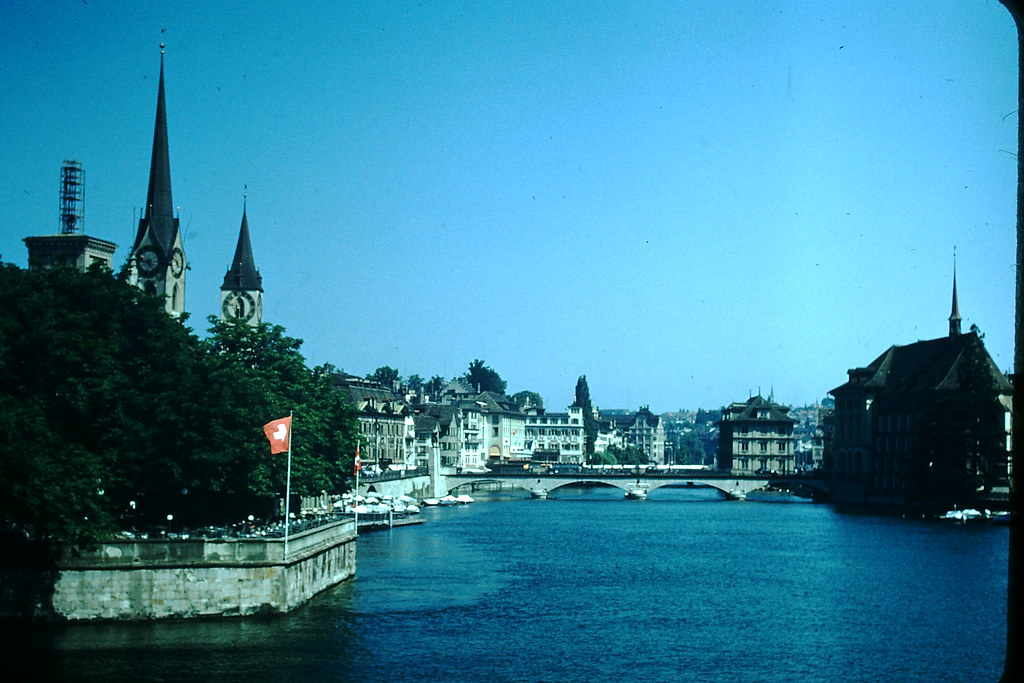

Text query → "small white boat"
[421,498,440,507]
[941,507,985,521]
[455,494,475,504]
[625,488,647,500]
[439,495,459,506]
[404,504,421,514]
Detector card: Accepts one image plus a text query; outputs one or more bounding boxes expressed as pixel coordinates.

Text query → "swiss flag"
[262,416,291,454]
[354,445,362,474]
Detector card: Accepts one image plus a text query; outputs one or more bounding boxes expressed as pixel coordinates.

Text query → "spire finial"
[160,42,165,55]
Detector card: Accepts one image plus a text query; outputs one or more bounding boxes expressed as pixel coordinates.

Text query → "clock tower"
[220,202,264,325]
[127,45,186,316]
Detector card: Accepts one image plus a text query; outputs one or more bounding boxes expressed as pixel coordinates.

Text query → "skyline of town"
[2,2,1016,413]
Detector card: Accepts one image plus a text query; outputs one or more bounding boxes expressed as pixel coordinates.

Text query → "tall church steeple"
[220,195,264,325]
[949,250,962,337]
[128,44,186,316]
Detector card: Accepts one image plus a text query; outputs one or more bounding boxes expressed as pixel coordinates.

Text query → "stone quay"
[2,518,356,622]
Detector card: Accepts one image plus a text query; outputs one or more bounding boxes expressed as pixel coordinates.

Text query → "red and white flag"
[262,416,292,454]
[354,444,362,474]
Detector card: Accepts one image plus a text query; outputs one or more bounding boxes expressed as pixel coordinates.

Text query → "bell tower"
[220,196,264,325]
[127,44,186,316]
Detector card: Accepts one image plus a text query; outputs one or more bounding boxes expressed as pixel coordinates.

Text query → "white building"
[524,406,585,463]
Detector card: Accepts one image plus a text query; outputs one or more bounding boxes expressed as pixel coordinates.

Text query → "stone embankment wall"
[5,519,356,621]
[356,475,433,500]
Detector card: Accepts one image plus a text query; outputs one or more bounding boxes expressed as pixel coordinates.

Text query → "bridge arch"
[443,474,774,499]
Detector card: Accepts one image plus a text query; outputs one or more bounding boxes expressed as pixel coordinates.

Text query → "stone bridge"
[443,472,829,501]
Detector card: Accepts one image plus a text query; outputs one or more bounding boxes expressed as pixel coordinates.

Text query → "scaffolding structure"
[59,160,84,234]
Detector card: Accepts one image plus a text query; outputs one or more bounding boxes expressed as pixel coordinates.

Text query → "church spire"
[128,45,185,317]
[219,192,264,326]
[134,44,177,253]
[221,195,263,292]
[949,249,962,337]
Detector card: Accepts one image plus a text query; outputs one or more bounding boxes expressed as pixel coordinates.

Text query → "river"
[2,486,1009,682]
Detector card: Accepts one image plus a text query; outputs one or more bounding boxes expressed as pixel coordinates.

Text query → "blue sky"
[1,1,1017,413]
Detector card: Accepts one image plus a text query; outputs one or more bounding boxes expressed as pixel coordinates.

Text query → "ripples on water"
[3,487,1008,682]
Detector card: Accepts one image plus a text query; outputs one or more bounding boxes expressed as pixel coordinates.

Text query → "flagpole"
[354,443,361,528]
[284,411,293,558]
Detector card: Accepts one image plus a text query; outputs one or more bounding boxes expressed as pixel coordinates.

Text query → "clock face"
[223,291,256,321]
[135,246,161,276]
[170,248,185,277]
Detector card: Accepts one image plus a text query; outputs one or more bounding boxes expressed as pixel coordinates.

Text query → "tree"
[423,375,446,399]
[201,318,361,504]
[602,444,648,465]
[366,366,401,387]
[573,375,599,462]
[0,264,361,543]
[0,263,205,542]
[511,391,544,409]
[464,359,507,394]
[673,431,707,465]
[407,374,424,392]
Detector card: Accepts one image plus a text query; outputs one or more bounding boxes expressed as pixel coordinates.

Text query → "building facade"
[524,406,585,463]
[603,406,667,464]
[717,396,796,475]
[412,388,530,471]
[332,374,414,472]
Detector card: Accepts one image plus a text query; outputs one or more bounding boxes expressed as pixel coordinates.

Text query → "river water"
[4,486,1009,682]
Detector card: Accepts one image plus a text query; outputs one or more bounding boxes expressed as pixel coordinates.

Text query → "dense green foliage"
[366,365,401,387]
[511,390,543,409]
[0,264,359,543]
[573,375,598,461]
[671,430,707,465]
[464,359,506,394]
[595,444,648,465]
[423,375,446,397]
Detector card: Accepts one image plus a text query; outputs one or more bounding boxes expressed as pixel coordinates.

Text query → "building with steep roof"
[332,374,413,472]
[605,406,666,464]
[126,48,186,316]
[717,396,796,474]
[412,390,528,470]
[414,403,465,469]
[220,203,264,325]
[828,270,1012,507]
